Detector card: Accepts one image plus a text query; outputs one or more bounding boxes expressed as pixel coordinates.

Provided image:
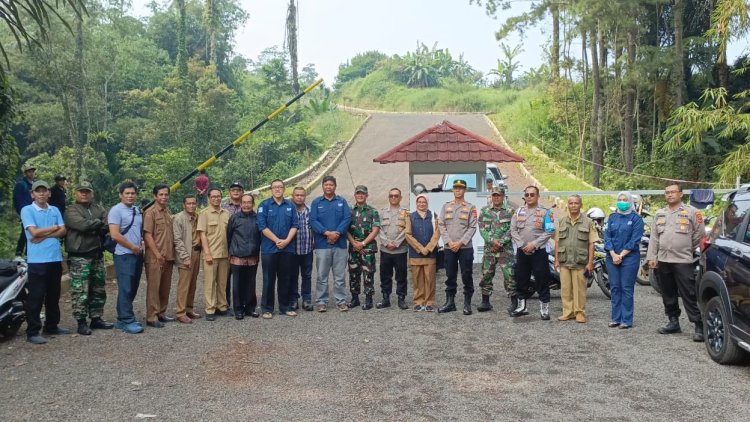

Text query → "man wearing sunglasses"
[510,186,555,319]
[438,179,478,315]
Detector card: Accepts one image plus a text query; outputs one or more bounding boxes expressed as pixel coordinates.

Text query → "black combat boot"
[477,294,493,312]
[463,294,473,315]
[376,295,391,309]
[438,294,456,313]
[693,321,705,342]
[397,295,408,310]
[89,318,114,330]
[362,295,373,310]
[507,296,518,316]
[348,295,360,309]
[658,316,681,334]
[77,320,92,336]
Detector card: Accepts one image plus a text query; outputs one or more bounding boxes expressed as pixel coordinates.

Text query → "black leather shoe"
[250,311,260,318]
[463,294,473,315]
[507,296,518,316]
[146,320,164,328]
[397,296,408,310]
[348,296,360,309]
[77,320,92,336]
[693,322,705,342]
[206,314,216,321]
[362,295,374,310]
[303,302,313,311]
[235,312,245,320]
[438,294,456,313]
[158,315,176,323]
[89,318,114,330]
[658,316,681,334]
[376,296,391,309]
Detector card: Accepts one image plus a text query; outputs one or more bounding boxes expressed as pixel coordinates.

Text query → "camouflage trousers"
[68,256,107,321]
[348,249,376,296]
[480,252,516,297]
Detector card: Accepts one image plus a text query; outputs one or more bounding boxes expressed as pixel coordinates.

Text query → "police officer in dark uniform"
[647,182,706,341]
[437,179,478,315]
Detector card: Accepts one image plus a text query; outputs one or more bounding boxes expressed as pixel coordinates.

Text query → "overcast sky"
[132,0,748,88]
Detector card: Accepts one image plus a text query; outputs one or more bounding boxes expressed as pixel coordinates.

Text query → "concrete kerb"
[303,114,373,192]
[250,149,332,195]
[336,104,488,115]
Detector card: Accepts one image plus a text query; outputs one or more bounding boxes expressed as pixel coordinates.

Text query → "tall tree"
[590,26,604,187]
[673,0,686,106]
[175,0,190,142]
[285,0,299,94]
[204,0,218,65]
[72,14,87,180]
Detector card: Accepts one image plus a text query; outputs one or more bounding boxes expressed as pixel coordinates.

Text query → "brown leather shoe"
[558,314,576,321]
[576,314,587,323]
[186,312,202,319]
[177,315,193,324]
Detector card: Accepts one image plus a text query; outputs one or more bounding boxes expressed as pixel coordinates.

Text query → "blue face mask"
[616,201,630,212]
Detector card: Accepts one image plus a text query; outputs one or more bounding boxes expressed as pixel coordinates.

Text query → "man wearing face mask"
[509,185,555,319]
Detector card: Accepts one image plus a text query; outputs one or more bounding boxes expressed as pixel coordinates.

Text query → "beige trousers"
[203,258,229,314]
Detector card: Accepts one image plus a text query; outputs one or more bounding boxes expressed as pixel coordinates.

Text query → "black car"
[699,186,750,364]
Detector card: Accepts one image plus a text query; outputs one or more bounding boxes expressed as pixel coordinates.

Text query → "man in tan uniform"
[647,182,706,341]
[173,195,202,323]
[554,195,598,323]
[437,179,478,315]
[198,187,231,321]
[143,185,175,328]
[510,185,554,319]
[377,188,409,309]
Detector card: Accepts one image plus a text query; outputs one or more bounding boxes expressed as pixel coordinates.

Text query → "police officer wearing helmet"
[647,182,705,341]
[437,179,478,315]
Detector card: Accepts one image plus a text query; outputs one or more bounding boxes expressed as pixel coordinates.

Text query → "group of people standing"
[13,162,707,345]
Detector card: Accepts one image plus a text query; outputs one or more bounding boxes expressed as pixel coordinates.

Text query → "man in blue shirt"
[21,180,69,344]
[13,162,36,258]
[257,179,299,319]
[310,176,352,312]
[108,181,145,334]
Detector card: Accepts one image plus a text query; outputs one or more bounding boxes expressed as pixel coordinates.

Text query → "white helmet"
[587,207,605,219]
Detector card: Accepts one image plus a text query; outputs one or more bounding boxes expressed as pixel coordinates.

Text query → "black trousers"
[444,248,474,296]
[261,252,294,313]
[231,264,258,314]
[515,249,551,303]
[24,262,63,336]
[15,222,26,256]
[379,251,408,298]
[657,262,701,323]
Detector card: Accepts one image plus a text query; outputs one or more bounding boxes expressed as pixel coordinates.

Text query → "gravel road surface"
[2,112,747,421]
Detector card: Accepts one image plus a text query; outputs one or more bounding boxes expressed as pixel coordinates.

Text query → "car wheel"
[636,259,651,285]
[703,296,747,365]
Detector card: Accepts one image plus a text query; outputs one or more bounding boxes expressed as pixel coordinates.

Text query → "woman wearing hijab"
[405,194,441,311]
[604,192,644,329]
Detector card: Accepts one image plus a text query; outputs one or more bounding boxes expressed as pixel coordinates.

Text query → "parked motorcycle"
[0,259,28,339]
[636,235,651,286]
[530,242,610,298]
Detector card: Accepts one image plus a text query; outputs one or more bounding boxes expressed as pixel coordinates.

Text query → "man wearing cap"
[143,184,176,328]
[13,163,36,257]
[21,180,69,344]
[376,188,409,310]
[64,181,113,335]
[49,174,68,215]
[477,187,514,312]
[221,181,243,310]
[510,185,555,319]
[438,179,478,315]
[346,185,380,310]
[310,176,352,312]
[198,187,231,320]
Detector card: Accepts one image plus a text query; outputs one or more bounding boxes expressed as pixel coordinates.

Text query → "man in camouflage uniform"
[346,185,381,310]
[478,187,514,312]
[64,181,114,335]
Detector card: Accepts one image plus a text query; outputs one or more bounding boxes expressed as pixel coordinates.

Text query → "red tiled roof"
[373,120,525,164]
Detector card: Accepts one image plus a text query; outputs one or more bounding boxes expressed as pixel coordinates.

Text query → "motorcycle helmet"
[587,207,605,222]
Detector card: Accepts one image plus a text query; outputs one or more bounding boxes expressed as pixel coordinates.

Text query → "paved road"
[2,112,748,421]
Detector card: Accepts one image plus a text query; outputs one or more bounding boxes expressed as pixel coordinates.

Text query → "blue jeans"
[606,255,639,326]
[291,252,313,302]
[315,247,348,305]
[114,253,143,324]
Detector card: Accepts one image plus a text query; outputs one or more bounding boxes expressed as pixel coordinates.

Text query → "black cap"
[54,174,66,181]
[229,182,243,189]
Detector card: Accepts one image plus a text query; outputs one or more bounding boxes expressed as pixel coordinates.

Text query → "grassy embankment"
[336,74,614,211]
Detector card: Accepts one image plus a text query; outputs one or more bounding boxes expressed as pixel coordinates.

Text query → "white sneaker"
[540,302,550,320]
[512,298,527,315]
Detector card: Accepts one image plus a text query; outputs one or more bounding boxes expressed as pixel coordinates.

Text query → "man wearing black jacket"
[64,181,114,335]
[226,194,261,319]
[49,174,68,215]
